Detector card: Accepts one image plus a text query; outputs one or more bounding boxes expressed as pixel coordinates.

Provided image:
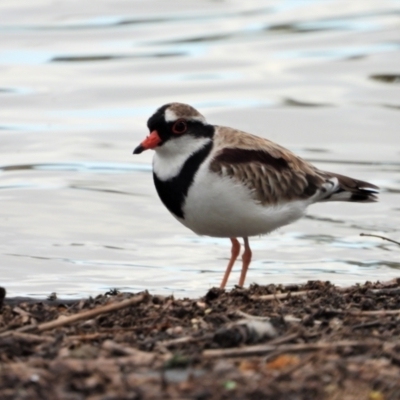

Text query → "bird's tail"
[319,172,379,203]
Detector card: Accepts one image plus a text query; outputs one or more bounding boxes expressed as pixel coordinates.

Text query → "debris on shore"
[1,279,400,399]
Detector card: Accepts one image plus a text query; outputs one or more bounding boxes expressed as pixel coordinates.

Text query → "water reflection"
[274,43,400,60]
[283,98,332,107]
[370,74,400,84]
[0,162,152,173]
[51,51,187,63]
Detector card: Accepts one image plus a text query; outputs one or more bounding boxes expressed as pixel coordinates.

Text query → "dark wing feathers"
[210,148,324,204]
[210,147,379,204]
[323,172,379,203]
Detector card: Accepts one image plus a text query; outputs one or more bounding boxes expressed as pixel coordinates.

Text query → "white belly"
[180,163,309,238]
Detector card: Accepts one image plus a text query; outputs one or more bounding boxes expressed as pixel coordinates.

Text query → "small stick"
[352,320,382,330]
[367,288,400,295]
[308,308,400,317]
[36,294,146,332]
[360,233,400,246]
[203,340,379,358]
[235,310,272,320]
[235,310,309,325]
[250,290,317,301]
[0,323,38,336]
[65,333,109,341]
[8,331,54,343]
[262,333,302,362]
[158,334,213,348]
[348,309,400,317]
[102,340,159,362]
[267,332,300,346]
[0,293,146,336]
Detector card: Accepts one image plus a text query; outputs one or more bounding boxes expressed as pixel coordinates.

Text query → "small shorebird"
[133,103,379,289]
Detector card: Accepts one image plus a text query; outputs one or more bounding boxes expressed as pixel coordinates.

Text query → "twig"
[102,340,161,361]
[352,320,383,330]
[0,322,39,336]
[7,331,54,343]
[348,309,400,317]
[235,309,315,325]
[250,290,317,301]
[0,293,146,336]
[203,340,380,358]
[12,306,32,317]
[262,333,302,363]
[37,294,146,332]
[158,334,213,348]
[367,288,400,296]
[65,333,109,342]
[360,233,400,246]
[235,310,272,320]
[267,332,300,346]
[158,326,296,351]
[312,308,400,317]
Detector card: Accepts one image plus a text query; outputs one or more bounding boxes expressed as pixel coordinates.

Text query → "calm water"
[1,0,399,298]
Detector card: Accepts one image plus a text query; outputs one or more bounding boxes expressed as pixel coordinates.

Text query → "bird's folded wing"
[209,126,325,205]
[210,147,325,205]
[209,126,378,205]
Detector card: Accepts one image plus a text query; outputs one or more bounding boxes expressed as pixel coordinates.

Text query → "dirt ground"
[1,279,400,400]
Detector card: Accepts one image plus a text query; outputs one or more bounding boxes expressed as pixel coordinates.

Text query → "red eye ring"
[172,119,188,134]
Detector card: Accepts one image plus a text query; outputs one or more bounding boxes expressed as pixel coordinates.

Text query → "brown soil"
[1,280,400,400]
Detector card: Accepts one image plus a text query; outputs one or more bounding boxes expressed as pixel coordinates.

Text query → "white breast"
[181,158,310,238]
[153,136,211,181]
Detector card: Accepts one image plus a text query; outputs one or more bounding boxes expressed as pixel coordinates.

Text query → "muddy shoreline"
[1,280,400,399]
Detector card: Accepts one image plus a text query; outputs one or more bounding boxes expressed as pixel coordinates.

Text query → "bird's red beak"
[133,130,161,154]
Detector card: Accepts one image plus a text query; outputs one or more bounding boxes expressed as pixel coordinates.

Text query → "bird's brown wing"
[209,126,325,205]
[209,126,378,205]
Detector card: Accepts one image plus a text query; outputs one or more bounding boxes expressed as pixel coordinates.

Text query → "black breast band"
[153,141,213,219]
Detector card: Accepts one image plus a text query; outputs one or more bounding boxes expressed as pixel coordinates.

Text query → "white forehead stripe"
[165,109,178,122]
[165,108,206,123]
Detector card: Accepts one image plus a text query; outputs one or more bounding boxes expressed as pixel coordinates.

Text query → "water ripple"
[51,51,186,63]
[0,162,152,174]
[370,74,400,84]
[283,98,333,107]
[0,7,274,32]
[275,43,400,61]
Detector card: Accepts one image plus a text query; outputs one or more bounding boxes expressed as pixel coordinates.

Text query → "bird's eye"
[172,119,187,134]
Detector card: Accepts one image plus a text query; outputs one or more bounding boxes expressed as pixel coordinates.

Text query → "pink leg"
[220,238,240,289]
[238,237,252,287]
